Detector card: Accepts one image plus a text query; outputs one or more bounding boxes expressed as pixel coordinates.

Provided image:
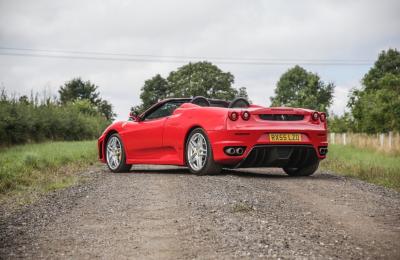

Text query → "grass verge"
[320,144,400,191]
[0,140,97,204]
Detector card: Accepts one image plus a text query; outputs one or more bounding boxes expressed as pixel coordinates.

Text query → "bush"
[0,91,109,145]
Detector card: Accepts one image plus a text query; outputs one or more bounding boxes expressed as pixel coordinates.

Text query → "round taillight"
[320,113,326,122]
[312,112,319,121]
[229,111,239,121]
[241,111,250,121]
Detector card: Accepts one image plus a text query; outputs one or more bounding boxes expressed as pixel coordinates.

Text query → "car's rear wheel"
[106,133,131,173]
[186,128,222,175]
[283,161,319,176]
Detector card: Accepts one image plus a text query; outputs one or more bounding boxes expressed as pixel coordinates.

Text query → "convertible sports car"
[98,96,328,176]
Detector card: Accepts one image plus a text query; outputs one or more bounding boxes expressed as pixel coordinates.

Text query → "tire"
[105,133,131,173]
[283,161,319,177]
[185,128,222,175]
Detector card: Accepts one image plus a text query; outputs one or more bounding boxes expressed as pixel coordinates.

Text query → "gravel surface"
[1,165,399,259]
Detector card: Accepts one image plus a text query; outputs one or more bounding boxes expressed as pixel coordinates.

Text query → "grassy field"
[0,140,97,202]
[321,144,400,191]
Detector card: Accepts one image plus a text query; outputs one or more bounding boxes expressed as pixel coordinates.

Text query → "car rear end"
[208,106,328,169]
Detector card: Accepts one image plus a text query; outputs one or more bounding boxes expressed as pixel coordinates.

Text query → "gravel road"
[1,165,400,259]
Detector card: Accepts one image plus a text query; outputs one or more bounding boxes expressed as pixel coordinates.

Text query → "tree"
[362,49,400,92]
[132,61,249,113]
[130,104,144,115]
[236,87,249,100]
[348,48,400,133]
[140,74,169,110]
[58,78,115,120]
[97,99,116,121]
[167,61,239,100]
[270,65,334,112]
[328,113,353,133]
[19,95,29,105]
[59,78,100,105]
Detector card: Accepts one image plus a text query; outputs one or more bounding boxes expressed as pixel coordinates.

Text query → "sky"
[0,0,399,120]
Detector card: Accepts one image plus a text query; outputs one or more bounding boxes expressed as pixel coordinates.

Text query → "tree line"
[132,61,335,115]
[131,61,249,114]
[269,48,399,133]
[133,48,399,134]
[0,78,114,145]
[329,49,399,133]
[1,48,397,146]
[263,49,399,134]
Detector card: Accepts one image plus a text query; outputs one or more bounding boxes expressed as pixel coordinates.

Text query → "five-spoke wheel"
[106,133,131,173]
[186,128,221,175]
[187,132,208,171]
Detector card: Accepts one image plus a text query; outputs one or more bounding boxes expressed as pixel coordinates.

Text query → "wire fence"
[329,132,400,154]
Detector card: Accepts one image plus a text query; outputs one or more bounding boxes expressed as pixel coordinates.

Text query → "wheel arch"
[105,129,119,144]
[183,125,203,166]
[102,129,119,161]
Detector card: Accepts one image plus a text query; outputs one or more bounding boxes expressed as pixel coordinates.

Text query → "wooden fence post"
[380,133,384,148]
[323,132,398,152]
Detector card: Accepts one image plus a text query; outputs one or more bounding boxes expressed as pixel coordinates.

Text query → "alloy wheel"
[106,136,122,170]
[187,132,208,171]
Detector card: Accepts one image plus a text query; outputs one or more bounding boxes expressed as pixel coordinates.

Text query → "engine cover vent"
[259,114,304,121]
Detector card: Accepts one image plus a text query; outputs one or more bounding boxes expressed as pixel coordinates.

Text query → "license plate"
[269,133,301,142]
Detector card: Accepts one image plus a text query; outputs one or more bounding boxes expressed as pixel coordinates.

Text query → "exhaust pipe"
[236,147,244,155]
[226,147,236,155]
[224,146,246,156]
[319,147,328,156]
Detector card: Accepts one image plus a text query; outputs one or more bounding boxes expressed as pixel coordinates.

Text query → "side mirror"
[129,111,140,122]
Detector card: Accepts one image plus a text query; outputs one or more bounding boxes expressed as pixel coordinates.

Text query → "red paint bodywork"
[98,102,328,167]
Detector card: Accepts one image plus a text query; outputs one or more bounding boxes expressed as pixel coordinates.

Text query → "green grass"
[321,144,400,191]
[0,140,97,202]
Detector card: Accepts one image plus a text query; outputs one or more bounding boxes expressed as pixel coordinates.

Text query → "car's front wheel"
[283,161,319,176]
[106,133,131,173]
[186,128,222,175]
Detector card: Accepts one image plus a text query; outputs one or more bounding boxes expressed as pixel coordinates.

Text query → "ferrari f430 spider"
[98,97,328,176]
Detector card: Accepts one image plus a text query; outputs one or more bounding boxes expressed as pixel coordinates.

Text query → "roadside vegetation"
[320,49,400,190]
[0,78,111,203]
[0,78,113,146]
[321,144,400,191]
[329,132,400,155]
[329,49,400,133]
[0,140,97,202]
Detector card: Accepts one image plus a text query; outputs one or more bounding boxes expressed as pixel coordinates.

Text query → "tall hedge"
[0,92,110,146]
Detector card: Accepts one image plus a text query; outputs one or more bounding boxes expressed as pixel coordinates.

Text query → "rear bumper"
[207,129,327,167]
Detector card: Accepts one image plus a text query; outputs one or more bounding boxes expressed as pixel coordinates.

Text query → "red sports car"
[98,97,328,176]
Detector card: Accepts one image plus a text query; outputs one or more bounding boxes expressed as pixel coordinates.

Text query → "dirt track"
[1,165,400,259]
